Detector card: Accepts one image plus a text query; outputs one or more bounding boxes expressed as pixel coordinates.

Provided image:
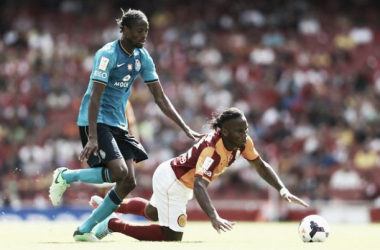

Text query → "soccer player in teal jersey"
[48,9,202,242]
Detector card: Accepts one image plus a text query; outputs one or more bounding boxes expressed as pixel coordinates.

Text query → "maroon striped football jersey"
[171,131,259,189]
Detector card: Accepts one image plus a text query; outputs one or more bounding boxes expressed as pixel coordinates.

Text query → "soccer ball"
[298,214,330,242]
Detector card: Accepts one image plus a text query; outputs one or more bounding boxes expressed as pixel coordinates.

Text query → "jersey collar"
[119,40,134,57]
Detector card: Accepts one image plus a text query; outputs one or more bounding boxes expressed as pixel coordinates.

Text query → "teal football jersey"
[77,40,158,130]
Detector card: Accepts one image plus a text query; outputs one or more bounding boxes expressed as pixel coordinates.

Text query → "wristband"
[280,187,290,197]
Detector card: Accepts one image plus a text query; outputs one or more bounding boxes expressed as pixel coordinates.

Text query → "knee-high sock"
[79,188,122,233]
[109,219,168,241]
[62,167,111,184]
[117,198,150,220]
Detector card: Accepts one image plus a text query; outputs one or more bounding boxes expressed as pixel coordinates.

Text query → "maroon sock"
[116,198,150,220]
[109,219,168,241]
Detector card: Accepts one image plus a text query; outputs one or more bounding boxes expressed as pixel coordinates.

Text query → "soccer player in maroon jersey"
[90,107,309,241]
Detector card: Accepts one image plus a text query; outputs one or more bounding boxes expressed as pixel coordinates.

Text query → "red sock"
[116,198,150,220]
[109,219,168,241]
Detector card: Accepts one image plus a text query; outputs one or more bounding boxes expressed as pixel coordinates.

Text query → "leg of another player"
[77,158,134,233]
[108,204,183,241]
[144,203,158,221]
[91,196,158,221]
[49,166,109,207]
[162,226,183,241]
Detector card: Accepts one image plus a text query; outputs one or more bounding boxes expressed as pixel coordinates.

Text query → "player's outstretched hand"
[79,138,98,161]
[288,194,309,207]
[281,189,309,208]
[210,216,236,234]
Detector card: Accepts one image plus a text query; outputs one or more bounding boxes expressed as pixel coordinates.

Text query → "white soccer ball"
[298,214,330,242]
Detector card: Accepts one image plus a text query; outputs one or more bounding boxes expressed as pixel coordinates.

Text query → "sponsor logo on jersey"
[202,157,214,170]
[201,157,214,177]
[114,75,131,88]
[135,59,141,71]
[98,57,109,70]
[114,82,129,88]
[177,214,187,227]
[94,70,107,79]
[127,64,133,71]
[123,75,131,81]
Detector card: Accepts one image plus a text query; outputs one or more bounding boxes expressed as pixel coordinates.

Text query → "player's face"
[125,19,149,48]
[222,116,248,149]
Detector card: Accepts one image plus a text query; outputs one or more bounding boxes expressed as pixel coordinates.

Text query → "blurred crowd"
[1,0,380,208]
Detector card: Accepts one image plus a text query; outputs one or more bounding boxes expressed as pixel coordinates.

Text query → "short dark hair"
[207,107,244,131]
[116,8,148,33]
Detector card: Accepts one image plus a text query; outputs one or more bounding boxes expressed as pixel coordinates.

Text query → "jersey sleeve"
[194,147,216,183]
[90,50,116,85]
[140,48,159,83]
[242,136,260,161]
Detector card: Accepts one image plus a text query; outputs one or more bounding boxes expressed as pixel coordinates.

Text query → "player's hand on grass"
[79,138,98,161]
[288,194,309,207]
[211,216,236,234]
[280,188,309,208]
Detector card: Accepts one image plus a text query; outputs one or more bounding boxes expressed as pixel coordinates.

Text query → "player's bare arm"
[194,177,236,234]
[79,82,106,161]
[126,100,140,141]
[248,158,309,208]
[146,81,203,141]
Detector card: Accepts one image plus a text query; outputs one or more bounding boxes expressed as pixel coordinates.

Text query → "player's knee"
[118,167,129,179]
[109,165,128,182]
[119,177,137,192]
[162,227,183,241]
[124,178,137,190]
[145,203,159,221]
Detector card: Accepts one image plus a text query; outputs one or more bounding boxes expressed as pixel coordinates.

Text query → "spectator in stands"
[329,162,362,190]
[353,143,379,170]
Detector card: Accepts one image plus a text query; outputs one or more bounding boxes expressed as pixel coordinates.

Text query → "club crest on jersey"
[135,59,141,71]
[178,154,186,164]
[228,154,233,162]
[177,214,187,227]
[127,64,133,71]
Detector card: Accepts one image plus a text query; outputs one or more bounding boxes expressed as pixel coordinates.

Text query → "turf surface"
[1,221,379,250]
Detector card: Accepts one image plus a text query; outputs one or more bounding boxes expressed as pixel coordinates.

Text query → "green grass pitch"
[1,221,379,250]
